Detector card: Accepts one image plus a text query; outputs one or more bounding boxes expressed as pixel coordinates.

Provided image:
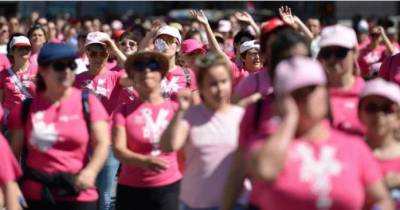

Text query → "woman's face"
[86,44,109,69]
[12,46,31,60]
[30,29,46,48]
[200,65,232,109]
[155,34,179,59]
[130,62,163,94]
[40,58,77,91]
[0,25,9,44]
[291,85,328,123]
[318,46,355,81]
[243,48,261,72]
[369,27,382,44]
[359,95,400,137]
[118,38,138,56]
[183,50,205,70]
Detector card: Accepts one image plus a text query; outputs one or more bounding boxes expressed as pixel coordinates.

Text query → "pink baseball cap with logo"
[85,31,110,48]
[181,39,206,55]
[274,56,327,95]
[319,24,358,49]
[359,78,400,104]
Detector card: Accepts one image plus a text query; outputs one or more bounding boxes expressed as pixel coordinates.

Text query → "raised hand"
[177,89,192,111]
[150,19,162,35]
[234,11,254,24]
[279,5,297,28]
[190,10,209,26]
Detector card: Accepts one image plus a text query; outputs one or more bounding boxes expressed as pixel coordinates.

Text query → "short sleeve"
[379,56,391,80]
[113,104,127,127]
[8,103,23,130]
[0,136,22,186]
[88,93,109,123]
[357,140,382,187]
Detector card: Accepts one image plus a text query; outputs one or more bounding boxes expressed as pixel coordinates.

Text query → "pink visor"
[181,39,206,55]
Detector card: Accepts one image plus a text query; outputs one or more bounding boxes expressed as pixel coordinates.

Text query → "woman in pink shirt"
[113,51,182,210]
[28,24,48,65]
[0,34,37,125]
[251,56,393,210]
[358,78,400,209]
[0,132,23,210]
[160,52,245,210]
[318,24,366,136]
[8,43,110,210]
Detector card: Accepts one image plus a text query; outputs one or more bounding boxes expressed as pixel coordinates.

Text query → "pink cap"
[85,31,110,48]
[274,56,327,95]
[319,24,357,49]
[181,39,206,55]
[156,25,182,44]
[218,20,231,33]
[10,36,31,48]
[360,78,400,104]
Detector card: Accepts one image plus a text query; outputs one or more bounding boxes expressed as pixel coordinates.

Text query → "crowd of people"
[0,4,399,210]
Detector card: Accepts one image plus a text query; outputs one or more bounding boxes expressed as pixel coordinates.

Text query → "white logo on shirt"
[141,108,169,156]
[161,77,180,98]
[83,79,108,98]
[295,144,342,209]
[30,111,58,152]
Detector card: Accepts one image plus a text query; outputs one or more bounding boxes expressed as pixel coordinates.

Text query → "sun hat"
[274,56,327,95]
[38,43,78,66]
[125,51,169,78]
[239,40,260,54]
[181,39,206,55]
[10,36,31,49]
[84,31,110,48]
[155,25,182,44]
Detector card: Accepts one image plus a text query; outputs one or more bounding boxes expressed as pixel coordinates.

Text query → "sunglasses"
[88,50,108,58]
[51,60,77,72]
[159,36,177,45]
[132,60,161,72]
[369,33,381,38]
[363,102,397,114]
[319,47,350,60]
[119,40,137,47]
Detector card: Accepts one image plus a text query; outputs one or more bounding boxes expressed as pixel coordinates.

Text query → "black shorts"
[115,180,180,210]
[25,200,97,210]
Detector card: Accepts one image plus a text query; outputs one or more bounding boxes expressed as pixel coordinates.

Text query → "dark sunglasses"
[88,50,108,58]
[51,60,77,72]
[369,33,380,38]
[363,102,397,114]
[319,47,350,60]
[132,60,161,72]
[15,46,31,51]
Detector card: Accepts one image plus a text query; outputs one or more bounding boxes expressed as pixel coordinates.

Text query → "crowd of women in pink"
[0,5,399,210]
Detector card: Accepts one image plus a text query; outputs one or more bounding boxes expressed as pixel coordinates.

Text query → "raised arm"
[138,20,161,52]
[279,6,314,41]
[102,37,127,67]
[379,26,395,56]
[250,95,298,182]
[234,11,260,38]
[160,90,191,153]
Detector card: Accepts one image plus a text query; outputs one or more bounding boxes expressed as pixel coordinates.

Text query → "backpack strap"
[182,67,192,88]
[81,89,91,133]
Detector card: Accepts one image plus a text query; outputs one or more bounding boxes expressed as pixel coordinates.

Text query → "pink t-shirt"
[161,66,197,101]
[0,54,11,72]
[30,52,39,65]
[377,157,400,209]
[179,104,244,208]
[230,60,249,87]
[358,45,386,76]
[74,69,124,114]
[113,100,182,188]
[0,134,22,187]
[234,68,272,99]
[253,127,382,210]
[8,87,109,202]
[0,64,38,113]
[379,53,400,85]
[329,77,365,136]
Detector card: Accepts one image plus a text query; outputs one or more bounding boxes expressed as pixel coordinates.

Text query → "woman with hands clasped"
[250,56,393,210]
[113,51,181,210]
[160,52,245,210]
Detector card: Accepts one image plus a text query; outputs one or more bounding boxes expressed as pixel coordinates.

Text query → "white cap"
[10,36,31,49]
[111,20,123,30]
[156,25,182,44]
[85,31,110,48]
[218,20,231,33]
[358,19,369,32]
[360,78,400,105]
[239,40,260,54]
[319,24,358,49]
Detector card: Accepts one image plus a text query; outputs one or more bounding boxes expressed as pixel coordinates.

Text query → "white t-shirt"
[179,104,245,208]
